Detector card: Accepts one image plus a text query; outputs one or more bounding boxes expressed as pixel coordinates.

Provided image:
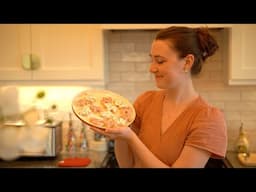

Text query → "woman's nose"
[149,63,158,73]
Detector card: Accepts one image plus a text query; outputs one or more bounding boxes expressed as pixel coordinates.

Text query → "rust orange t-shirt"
[131,90,227,166]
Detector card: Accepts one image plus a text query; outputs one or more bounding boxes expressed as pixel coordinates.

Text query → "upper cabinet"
[0,24,104,82]
[100,24,233,29]
[229,24,256,85]
[0,25,31,80]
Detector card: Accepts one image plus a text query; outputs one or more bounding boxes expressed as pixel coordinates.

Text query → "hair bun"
[196,27,219,61]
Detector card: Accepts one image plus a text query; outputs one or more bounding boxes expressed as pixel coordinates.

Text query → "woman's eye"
[156,59,164,64]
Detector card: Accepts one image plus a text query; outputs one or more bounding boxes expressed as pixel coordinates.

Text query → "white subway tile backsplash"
[193,80,226,90]
[241,111,256,121]
[226,120,242,129]
[224,111,241,121]
[193,69,211,80]
[210,71,223,81]
[134,82,156,95]
[107,82,134,88]
[224,102,243,111]
[120,31,153,42]
[109,43,135,53]
[241,121,256,130]
[209,101,225,110]
[121,72,151,82]
[241,91,256,101]
[204,60,222,71]
[121,52,151,62]
[110,62,135,72]
[107,82,134,96]
[109,72,121,82]
[109,52,121,62]
[108,31,121,42]
[135,43,152,52]
[208,91,240,101]
[135,62,150,72]
[227,128,239,151]
[225,102,256,111]
[198,92,209,101]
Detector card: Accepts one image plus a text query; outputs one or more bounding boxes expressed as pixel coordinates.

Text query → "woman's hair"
[155,26,219,75]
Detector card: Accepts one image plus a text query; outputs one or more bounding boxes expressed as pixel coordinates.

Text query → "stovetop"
[100,140,118,168]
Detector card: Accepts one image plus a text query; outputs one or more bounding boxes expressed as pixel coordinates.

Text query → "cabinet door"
[30,24,104,81]
[0,24,32,80]
[229,24,256,85]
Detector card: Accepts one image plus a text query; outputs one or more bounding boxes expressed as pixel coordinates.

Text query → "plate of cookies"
[72,89,136,130]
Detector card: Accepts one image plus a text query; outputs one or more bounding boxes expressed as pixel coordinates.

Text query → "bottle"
[65,113,77,155]
[79,123,88,152]
[236,123,250,154]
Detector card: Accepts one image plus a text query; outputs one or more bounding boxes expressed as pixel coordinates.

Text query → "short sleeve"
[130,91,155,135]
[185,107,227,159]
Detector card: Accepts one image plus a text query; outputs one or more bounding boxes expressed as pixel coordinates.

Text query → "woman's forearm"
[114,139,135,168]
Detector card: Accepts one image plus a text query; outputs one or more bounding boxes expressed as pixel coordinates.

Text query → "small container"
[236,123,250,154]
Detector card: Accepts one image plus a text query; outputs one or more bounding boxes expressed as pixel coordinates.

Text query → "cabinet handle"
[22,54,40,70]
[22,54,31,70]
[30,54,40,70]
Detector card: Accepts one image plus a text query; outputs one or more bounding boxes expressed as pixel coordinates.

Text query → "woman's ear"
[183,54,194,71]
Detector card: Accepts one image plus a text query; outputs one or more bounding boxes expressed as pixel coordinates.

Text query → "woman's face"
[149,40,186,89]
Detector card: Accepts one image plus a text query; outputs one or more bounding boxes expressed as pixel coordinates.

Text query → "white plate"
[72,89,136,129]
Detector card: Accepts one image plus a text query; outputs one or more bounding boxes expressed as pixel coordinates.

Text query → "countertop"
[1,149,249,168]
[0,150,107,168]
[224,151,256,168]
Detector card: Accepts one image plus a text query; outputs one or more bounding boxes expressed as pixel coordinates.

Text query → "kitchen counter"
[0,150,107,168]
[1,149,248,168]
[224,151,256,168]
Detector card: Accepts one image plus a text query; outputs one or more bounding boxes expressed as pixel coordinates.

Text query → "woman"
[90,26,227,168]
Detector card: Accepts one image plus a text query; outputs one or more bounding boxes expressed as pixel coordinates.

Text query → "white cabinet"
[229,24,256,85]
[0,24,31,80]
[101,24,233,29]
[0,24,104,81]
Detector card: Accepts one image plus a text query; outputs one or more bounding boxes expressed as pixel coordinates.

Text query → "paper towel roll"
[0,86,20,117]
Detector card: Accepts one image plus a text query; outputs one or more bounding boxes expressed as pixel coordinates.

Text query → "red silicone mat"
[58,157,91,167]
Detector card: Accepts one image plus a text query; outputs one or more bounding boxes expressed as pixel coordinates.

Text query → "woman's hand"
[88,125,134,141]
